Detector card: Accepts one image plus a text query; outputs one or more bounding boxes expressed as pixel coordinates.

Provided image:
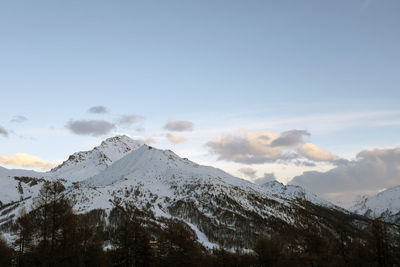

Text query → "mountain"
[0,136,369,249]
[351,186,400,224]
[50,135,142,182]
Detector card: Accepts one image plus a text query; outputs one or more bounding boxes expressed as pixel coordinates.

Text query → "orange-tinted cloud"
[298,142,334,161]
[0,153,60,170]
[167,133,187,144]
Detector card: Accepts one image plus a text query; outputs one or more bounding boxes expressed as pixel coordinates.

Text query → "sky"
[1,0,399,207]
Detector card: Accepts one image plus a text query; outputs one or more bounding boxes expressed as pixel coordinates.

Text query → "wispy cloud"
[197,110,400,136]
[117,114,145,127]
[11,115,28,123]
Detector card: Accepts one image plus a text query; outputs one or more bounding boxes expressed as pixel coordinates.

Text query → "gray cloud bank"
[66,120,115,136]
[290,147,400,207]
[164,120,193,132]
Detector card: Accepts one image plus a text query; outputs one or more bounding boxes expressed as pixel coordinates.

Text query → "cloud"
[11,115,28,123]
[291,159,317,167]
[164,120,193,132]
[166,133,187,144]
[290,146,400,207]
[298,142,334,161]
[117,114,144,127]
[206,129,326,164]
[238,167,257,178]
[88,106,108,114]
[206,130,281,164]
[143,137,156,144]
[253,173,276,185]
[0,153,59,170]
[270,130,310,147]
[66,120,115,136]
[0,126,8,137]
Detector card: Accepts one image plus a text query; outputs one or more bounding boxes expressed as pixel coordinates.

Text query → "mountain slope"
[351,186,400,224]
[0,166,45,205]
[0,166,48,229]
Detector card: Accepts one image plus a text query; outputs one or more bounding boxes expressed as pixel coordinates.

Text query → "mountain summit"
[50,135,142,182]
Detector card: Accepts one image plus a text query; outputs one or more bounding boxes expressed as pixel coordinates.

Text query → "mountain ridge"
[0,135,369,249]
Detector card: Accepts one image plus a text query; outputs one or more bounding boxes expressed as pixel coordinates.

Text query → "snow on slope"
[0,167,48,228]
[50,135,141,182]
[86,144,254,188]
[260,180,341,210]
[351,186,400,222]
[0,166,44,205]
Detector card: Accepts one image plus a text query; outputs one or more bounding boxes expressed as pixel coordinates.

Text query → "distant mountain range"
[0,135,395,249]
[351,186,400,224]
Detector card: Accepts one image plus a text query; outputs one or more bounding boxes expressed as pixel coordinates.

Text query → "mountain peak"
[50,135,142,182]
[94,135,142,161]
[98,135,135,148]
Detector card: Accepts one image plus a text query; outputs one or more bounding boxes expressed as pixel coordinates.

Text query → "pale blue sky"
[0,1,399,205]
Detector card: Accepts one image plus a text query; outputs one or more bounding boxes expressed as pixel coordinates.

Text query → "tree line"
[1,181,400,267]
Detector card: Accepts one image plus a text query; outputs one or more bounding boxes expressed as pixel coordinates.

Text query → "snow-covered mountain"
[50,135,142,182]
[0,135,368,248]
[351,186,400,224]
